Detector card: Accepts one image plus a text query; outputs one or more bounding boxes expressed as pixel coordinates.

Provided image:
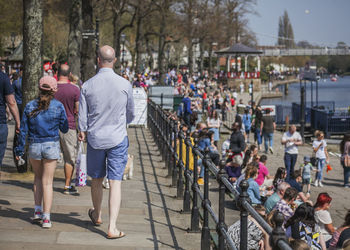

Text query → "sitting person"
[285,202,326,250]
[287,170,311,204]
[256,155,274,187]
[236,162,259,189]
[337,228,350,249]
[245,165,262,205]
[225,154,242,184]
[228,205,271,250]
[314,192,335,246]
[273,167,287,191]
[329,210,350,250]
[273,187,298,225]
[265,182,290,214]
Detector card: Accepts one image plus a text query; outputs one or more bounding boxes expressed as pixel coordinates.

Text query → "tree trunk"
[145,35,154,70]
[22,0,43,106]
[208,42,213,77]
[188,41,193,75]
[199,41,204,74]
[113,11,122,74]
[157,12,166,85]
[81,0,95,82]
[134,10,143,73]
[68,0,82,77]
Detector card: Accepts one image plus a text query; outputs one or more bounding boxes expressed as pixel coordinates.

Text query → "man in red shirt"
[54,64,80,195]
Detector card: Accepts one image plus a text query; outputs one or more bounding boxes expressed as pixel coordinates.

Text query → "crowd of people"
[1,46,350,248]
[164,70,350,249]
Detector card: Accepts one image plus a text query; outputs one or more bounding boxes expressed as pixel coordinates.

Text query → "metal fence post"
[270,212,288,250]
[161,93,164,109]
[183,130,191,213]
[177,125,184,199]
[216,160,228,250]
[190,132,200,232]
[172,119,178,187]
[167,116,173,177]
[201,148,211,250]
[237,180,250,250]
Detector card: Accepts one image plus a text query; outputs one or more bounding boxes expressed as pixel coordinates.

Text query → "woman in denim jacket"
[15,76,68,228]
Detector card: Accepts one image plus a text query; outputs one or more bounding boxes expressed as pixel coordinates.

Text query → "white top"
[207,118,220,128]
[282,131,302,154]
[314,209,332,242]
[313,139,327,159]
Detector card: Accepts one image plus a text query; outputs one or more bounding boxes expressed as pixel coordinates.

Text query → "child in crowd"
[300,156,318,194]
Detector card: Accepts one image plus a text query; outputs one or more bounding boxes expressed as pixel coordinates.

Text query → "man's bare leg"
[90,177,103,223]
[108,180,122,235]
[64,163,74,187]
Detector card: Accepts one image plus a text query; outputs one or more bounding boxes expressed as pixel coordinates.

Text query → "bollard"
[190,132,200,232]
[183,130,191,213]
[176,125,184,199]
[237,180,250,250]
[172,119,178,187]
[216,160,228,250]
[270,212,288,250]
[201,148,211,250]
[161,93,163,108]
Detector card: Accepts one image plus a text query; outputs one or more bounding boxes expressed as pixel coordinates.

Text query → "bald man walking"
[78,45,135,239]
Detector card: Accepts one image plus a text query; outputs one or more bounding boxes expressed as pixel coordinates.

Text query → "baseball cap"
[39,76,57,92]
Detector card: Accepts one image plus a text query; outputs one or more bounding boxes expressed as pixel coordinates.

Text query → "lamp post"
[121,33,126,70]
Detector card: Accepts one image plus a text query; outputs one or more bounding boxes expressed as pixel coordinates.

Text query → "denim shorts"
[87,136,129,180]
[28,141,61,160]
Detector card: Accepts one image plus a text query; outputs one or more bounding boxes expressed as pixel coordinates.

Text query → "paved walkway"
[0,125,200,250]
[0,118,349,250]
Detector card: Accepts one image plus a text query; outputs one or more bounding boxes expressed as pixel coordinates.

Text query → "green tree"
[278,10,295,48]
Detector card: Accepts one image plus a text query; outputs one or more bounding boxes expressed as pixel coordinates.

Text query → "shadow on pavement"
[135,127,183,250]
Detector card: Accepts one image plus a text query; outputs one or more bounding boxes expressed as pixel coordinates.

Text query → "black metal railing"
[147,99,292,250]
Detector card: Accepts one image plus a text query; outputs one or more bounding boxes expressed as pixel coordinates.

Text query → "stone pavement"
[0,118,349,250]
[0,125,200,250]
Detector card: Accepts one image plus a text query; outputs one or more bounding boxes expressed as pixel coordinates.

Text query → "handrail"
[147,99,292,250]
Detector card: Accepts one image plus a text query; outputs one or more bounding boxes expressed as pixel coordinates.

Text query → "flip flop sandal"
[88,208,102,226]
[106,231,126,239]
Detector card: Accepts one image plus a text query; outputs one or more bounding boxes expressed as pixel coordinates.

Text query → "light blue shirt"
[78,68,135,149]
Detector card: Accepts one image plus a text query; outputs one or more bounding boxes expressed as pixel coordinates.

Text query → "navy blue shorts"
[87,136,129,180]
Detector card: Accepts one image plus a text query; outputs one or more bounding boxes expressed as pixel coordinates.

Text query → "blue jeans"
[316,158,326,181]
[0,124,8,166]
[255,128,262,145]
[343,165,350,186]
[263,132,274,152]
[198,158,204,178]
[284,153,298,180]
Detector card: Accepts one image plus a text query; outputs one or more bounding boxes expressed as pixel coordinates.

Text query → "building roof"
[215,43,262,55]
[8,41,51,61]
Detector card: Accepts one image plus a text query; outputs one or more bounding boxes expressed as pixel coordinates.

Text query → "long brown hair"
[340,133,350,153]
[29,85,55,117]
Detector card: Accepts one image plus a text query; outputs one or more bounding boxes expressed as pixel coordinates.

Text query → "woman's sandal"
[88,208,102,226]
[106,231,126,239]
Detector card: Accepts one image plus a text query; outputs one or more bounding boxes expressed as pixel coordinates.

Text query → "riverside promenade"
[0,113,349,249]
[0,124,200,250]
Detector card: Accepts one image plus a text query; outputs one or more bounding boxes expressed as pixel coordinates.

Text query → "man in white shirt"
[281,125,303,180]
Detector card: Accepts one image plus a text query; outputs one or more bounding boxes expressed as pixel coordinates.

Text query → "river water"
[260,76,350,109]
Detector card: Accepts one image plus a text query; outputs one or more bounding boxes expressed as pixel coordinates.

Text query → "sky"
[247,0,350,47]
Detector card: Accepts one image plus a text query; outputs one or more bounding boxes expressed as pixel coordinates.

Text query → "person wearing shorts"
[78,45,135,239]
[54,64,80,195]
[15,76,68,229]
